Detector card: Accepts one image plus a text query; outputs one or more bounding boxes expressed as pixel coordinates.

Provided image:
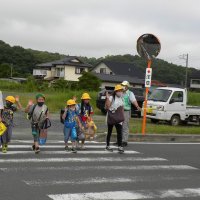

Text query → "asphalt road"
[1,140,200,200]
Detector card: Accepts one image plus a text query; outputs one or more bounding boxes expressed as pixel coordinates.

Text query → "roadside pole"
[136,33,161,135]
[142,60,152,135]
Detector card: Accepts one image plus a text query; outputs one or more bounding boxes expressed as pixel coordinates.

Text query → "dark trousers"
[106,123,122,147]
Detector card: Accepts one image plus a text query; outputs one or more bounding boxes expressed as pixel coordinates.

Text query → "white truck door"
[166,91,186,120]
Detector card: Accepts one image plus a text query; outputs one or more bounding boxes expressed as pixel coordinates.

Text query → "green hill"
[0,40,199,85]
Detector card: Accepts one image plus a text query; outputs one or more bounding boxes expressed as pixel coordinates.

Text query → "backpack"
[28,105,48,120]
[60,109,65,124]
[27,104,37,120]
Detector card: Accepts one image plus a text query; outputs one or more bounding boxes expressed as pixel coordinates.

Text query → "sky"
[0,0,200,69]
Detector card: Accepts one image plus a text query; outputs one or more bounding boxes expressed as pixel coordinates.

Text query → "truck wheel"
[170,115,180,126]
[151,119,159,124]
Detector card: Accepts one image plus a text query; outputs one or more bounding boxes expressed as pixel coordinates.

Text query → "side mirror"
[169,99,175,104]
[137,34,161,60]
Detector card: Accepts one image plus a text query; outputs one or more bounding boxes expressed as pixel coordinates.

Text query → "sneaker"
[105,146,113,152]
[71,147,77,153]
[118,146,124,154]
[2,144,7,153]
[32,145,35,151]
[64,146,70,151]
[35,147,40,154]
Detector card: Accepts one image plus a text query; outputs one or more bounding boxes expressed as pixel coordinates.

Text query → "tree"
[0,63,11,78]
[78,72,101,91]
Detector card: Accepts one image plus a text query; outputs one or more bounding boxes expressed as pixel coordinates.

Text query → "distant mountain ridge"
[0,40,199,85]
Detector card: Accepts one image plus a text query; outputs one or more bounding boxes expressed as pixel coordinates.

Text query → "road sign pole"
[142,60,152,135]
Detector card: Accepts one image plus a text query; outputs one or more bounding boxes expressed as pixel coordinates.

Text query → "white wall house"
[189,70,200,90]
[92,61,145,88]
[33,56,92,82]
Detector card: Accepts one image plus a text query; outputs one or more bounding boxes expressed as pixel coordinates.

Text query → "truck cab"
[144,87,200,126]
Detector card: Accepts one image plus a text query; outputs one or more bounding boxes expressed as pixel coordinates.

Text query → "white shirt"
[109,95,124,111]
[0,91,3,109]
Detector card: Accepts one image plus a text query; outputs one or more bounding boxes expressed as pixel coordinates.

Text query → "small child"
[77,93,94,149]
[85,116,97,140]
[25,93,49,154]
[62,99,83,153]
[0,96,22,153]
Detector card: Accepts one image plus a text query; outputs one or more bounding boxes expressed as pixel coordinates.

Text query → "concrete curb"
[96,133,200,142]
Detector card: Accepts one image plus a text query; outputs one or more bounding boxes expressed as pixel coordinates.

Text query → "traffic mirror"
[137,34,161,60]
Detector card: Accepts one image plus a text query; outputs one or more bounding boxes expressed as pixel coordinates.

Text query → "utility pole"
[179,54,188,88]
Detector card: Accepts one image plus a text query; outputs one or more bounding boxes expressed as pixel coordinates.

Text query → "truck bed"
[186,106,200,115]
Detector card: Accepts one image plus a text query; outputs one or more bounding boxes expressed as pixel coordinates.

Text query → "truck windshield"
[148,89,172,102]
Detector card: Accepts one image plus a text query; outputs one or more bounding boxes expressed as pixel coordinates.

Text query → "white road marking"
[6,145,122,149]
[0,157,167,163]
[0,150,140,155]
[24,175,187,187]
[12,140,103,144]
[11,140,200,145]
[24,177,136,186]
[48,188,200,200]
[1,165,197,172]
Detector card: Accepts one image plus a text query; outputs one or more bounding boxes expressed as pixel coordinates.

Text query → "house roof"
[93,73,144,85]
[94,61,145,79]
[190,70,200,79]
[36,56,93,69]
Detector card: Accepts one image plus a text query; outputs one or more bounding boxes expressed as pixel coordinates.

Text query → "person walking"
[25,93,49,154]
[105,84,125,154]
[121,81,141,146]
[0,95,22,153]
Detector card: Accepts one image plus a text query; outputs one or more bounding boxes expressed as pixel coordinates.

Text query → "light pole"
[179,54,188,88]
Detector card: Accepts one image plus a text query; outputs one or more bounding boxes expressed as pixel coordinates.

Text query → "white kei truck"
[143,87,200,126]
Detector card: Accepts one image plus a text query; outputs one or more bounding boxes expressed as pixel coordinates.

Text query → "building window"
[76,67,85,74]
[100,68,106,74]
[191,79,200,85]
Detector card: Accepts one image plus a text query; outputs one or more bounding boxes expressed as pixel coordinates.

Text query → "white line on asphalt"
[24,177,136,186]
[6,145,120,149]
[12,140,103,144]
[1,165,196,172]
[24,175,187,187]
[0,157,167,163]
[12,140,200,145]
[48,188,200,200]
[0,150,140,155]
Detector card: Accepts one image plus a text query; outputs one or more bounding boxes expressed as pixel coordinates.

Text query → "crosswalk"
[0,140,200,200]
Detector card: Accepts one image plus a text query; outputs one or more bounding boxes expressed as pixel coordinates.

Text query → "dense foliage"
[0,40,199,85]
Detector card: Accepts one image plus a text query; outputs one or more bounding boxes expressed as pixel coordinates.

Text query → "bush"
[78,72,101,91]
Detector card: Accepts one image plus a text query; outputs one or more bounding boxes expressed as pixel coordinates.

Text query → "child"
[0,95,22,153]
[85,116,97,140]
[25,93,49,154]
[77,93,94,149]
[62,99,83,153]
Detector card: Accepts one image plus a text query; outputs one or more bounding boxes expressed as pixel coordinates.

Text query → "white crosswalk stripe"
[1,140,199,200]
[48,188,200,200]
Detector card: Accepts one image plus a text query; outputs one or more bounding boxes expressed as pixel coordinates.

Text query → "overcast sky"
[0,0,200,69]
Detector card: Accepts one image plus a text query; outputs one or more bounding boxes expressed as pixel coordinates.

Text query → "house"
[92,61,144,78]
[91,61,145,88]
[190,70,200,90]
[33,56,93,82]
[93,73,144,88]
